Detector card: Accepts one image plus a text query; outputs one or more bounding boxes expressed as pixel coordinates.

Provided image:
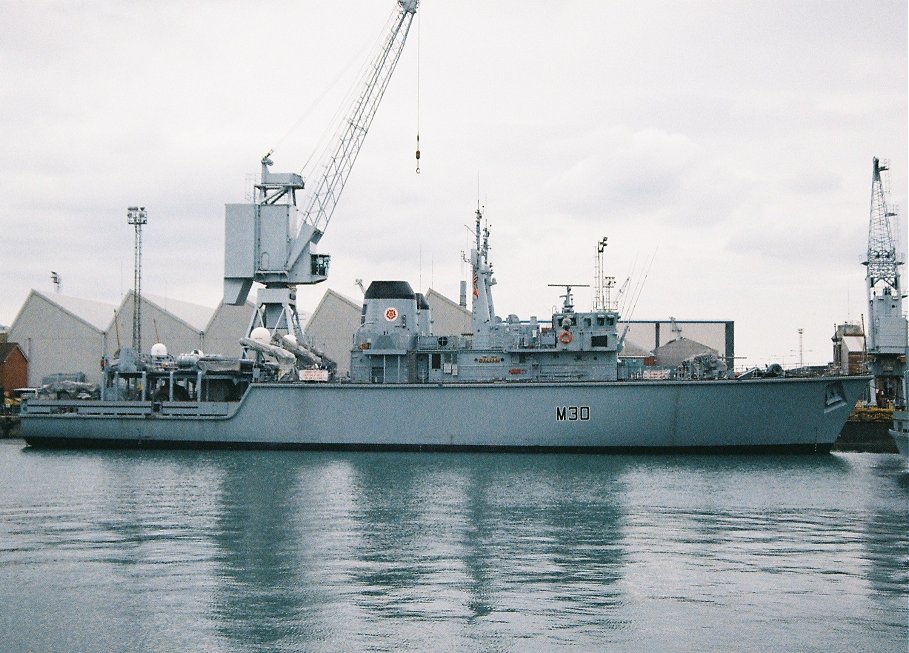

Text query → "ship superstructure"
[350,209,623,384]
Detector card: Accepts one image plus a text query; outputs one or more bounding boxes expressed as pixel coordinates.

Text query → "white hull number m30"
[556,406,591,421]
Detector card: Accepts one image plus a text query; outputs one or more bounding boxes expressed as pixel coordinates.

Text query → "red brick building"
[0,343,28,394]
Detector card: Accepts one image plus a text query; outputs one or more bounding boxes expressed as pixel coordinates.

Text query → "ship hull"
[890,411,909,461]
[891,431,909,459]
[21,376,867,452]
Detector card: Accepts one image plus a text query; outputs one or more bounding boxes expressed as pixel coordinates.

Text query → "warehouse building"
[619,319,734,368]
[9,290,117,386]
[303,289,361,377]
[7,285,732,386]
[424,289,471,337]
[8,290,250,386]
[204,301,261,358]
[107,292,209,359]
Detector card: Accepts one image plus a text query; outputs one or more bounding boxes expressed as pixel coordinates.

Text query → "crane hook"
[415,133,421,174]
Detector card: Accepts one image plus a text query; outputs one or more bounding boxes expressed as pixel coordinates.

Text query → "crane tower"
[863,157,907,406]
[223,0,419,340]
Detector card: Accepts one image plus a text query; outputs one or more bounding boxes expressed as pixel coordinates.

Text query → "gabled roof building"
[304,289,361,377]
[8,290,250,385]
[8,290,117,386]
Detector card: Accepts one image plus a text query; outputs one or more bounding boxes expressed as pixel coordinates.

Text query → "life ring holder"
[559,330,573,345]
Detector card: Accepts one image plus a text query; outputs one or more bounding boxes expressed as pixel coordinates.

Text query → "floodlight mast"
[127,206,147,353]
[223,0,419,341]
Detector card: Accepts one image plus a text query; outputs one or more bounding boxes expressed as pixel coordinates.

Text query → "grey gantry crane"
[863,157,906,406]
[224,0,419,343]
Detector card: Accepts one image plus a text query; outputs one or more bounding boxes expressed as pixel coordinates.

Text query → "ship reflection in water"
[0,442,906,651]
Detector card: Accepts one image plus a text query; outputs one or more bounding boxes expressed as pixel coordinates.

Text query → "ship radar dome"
[251,327,271,346]
[150,343,168,357]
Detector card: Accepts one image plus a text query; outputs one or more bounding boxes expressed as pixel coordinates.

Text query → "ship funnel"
[362,281,418,336]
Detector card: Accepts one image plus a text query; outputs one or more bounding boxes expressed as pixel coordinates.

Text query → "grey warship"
[20,204,868,451]
[19,0,869,451]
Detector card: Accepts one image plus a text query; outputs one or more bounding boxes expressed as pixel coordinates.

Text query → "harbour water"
[0,439,906,652]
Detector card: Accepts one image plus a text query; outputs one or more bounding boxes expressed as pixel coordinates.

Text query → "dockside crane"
[863,157,907,406]
[223,0,419,341]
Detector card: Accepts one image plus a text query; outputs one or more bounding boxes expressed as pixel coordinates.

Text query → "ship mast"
[593,236,615,311]
[469,207,497,347]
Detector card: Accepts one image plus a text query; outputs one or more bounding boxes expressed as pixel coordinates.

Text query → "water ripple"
[0,445,905,652]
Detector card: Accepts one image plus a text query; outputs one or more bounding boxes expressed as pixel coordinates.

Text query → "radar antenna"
[548,284,590,314]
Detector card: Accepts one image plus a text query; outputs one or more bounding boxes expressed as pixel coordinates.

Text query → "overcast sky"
[1,0,906,368]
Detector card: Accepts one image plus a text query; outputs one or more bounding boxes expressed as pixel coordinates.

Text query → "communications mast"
[863,157,907,406]
[592,237,615,311]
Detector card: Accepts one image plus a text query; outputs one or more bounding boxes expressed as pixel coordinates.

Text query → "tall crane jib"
[863,156,907,406]
[223,0,419,340]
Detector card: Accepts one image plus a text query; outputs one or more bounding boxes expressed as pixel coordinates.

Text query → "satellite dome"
[150,343,168,357]
[283,334,298,346]
[251,327,271,346]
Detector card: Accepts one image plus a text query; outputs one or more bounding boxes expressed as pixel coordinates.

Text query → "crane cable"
[300,9,397,179]
[415,9,421,174]
[266,27,377,171]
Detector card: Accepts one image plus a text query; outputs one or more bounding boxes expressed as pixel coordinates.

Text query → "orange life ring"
[559,330,572,345]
